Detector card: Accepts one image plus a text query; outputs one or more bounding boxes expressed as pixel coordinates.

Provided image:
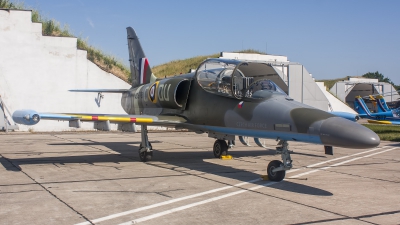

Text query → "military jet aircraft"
[354,96,400,125]
[13,27,380,181]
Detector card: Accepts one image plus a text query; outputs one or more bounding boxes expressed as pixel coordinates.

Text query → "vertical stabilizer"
[376,95,390,112]
[354,96,372,117]
[127,27,156,88]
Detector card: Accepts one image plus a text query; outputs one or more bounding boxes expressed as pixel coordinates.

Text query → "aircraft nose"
[319,117,380,149]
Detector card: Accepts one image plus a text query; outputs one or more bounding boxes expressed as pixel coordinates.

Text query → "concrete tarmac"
[0,131,399,225]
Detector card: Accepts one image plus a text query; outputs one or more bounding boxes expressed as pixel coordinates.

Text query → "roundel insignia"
[149,81,159,103]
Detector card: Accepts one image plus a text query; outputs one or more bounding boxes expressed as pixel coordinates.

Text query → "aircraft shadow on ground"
[1,139,332,196]
[386,142,400,147]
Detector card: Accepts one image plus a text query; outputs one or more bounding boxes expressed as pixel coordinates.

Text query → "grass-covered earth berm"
[152,49,263,78]
[363,124,400,142]
[1,1,266,82]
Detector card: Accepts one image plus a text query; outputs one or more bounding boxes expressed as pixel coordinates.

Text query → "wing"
[69,89,130,93]
[12,110,186,127]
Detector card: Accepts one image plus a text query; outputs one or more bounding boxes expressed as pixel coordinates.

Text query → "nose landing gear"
[267,140,292,181]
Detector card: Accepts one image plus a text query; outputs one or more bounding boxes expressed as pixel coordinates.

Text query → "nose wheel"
[267,160,286,181]
[267,140,293,181]
[213,139,228,158]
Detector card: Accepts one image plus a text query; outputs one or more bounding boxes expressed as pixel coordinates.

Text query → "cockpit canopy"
[196,58,287,99]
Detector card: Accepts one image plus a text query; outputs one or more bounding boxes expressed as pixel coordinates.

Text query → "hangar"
[330,78,400,111]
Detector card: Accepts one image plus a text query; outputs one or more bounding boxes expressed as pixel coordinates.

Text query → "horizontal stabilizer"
[69,89,130,93]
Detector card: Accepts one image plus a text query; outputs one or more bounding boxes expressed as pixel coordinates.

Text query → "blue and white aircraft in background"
[354,96,400,125]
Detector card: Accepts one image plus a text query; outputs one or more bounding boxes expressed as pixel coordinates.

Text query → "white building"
[330,78,400,110]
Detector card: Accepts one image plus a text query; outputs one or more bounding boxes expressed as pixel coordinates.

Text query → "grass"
[317,76,351,90]
[363,124,400,142]
[152,53,220,78]
[152,49,265,78]
[1,0,130,82]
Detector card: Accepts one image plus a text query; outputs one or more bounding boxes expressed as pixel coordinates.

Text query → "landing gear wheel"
[139,142,153,162]
[267,160,286,181]
[213,140,228,158]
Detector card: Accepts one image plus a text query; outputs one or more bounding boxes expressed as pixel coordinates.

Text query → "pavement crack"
[0,190,43,194]
[289,209,400,225]
[323,169,400,184]
[0,154,94,225]
[73,189,184,198]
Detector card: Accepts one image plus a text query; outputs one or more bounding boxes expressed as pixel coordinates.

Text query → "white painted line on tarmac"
[76,146,393,225]
[116,146,394,224]
[306,146,386,168]
[118,181,277,225]
[289,147,398,179]
[286,168,300,174]
[75,178,262,225]
[286,146,384,174]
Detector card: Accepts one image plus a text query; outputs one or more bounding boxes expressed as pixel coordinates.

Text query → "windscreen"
[196,59,287,100]
[196,59,238,97]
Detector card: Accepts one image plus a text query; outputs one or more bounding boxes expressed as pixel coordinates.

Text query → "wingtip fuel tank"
[12,110,41,125]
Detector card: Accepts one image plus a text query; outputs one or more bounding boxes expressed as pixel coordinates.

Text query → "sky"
[18,0,400,84]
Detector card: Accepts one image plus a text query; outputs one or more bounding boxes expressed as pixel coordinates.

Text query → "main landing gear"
[139,125,153,162]
[213,139,228,158]
[267,140,293,181]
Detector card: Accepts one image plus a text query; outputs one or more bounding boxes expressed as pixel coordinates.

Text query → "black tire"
[139,142,153,162]
[139,150,153,162]
[213,140,228,158]
[267,160,285,181]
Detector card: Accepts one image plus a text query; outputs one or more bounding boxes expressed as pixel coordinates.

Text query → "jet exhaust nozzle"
[12,110,41,125]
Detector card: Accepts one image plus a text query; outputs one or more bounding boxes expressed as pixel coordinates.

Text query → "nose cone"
[320,117,380,149]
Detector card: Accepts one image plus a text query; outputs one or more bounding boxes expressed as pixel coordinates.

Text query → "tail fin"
[376,95,390,112]
[127,27,156,88]
[354,96,372,117]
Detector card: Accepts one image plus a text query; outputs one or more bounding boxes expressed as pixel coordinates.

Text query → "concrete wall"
[315,82,356,113]
[0,9,131,131]
[220,52,288,62]
[288,64,329,111]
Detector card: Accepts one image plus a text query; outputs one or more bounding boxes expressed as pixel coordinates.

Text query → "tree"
[362,71,399,90]
[362,71,392,83]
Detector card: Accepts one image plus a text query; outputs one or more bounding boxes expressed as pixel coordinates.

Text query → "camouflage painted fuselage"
[121,73,379,149]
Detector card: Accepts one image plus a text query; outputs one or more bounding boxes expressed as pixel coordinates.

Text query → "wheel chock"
[220,155,233,160]
[260,175,269,180]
